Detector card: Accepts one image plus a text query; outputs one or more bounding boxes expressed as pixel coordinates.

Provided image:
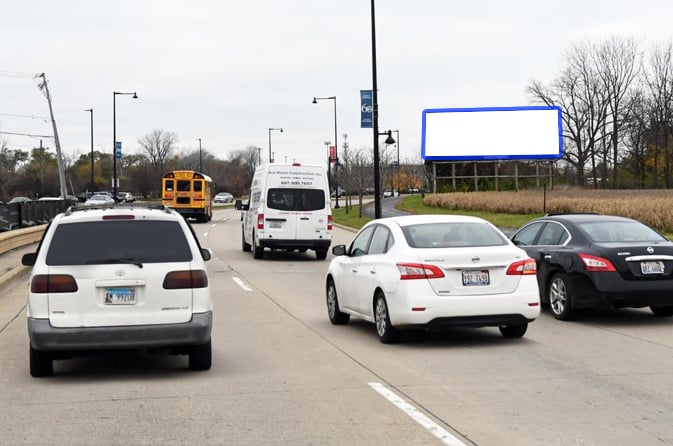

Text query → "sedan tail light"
[257,213,264,230]
[506,259,537,275]
[397,262,445,280]
[578,253,616,272]
[30,274,78,293]
[163,270,209,289]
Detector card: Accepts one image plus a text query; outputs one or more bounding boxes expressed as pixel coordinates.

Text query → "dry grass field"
[423,189,673,232]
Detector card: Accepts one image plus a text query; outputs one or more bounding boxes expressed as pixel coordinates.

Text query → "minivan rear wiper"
[85,258,144,268]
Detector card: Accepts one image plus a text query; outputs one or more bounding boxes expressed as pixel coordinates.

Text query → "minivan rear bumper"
[260,238,331,251]
[28,311,212,351]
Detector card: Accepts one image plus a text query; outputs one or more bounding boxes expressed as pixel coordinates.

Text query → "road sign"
[115,141,122,159]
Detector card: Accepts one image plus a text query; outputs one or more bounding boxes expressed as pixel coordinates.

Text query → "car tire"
[30,345,53,377]
[316,249,328,260]
[374,293,400,344]
[242,229,251,252]
[252,231,264,259]
[188,339,212,371]
[650,305,673,317]
[548,273,575,320]
[499,323,528,338]
[326,278,350,325]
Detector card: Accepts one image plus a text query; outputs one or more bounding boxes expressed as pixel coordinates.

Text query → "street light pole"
[370,0,382,219]
[268,127,283,163]
[197,138,202,172]
[85,108,94,191]
[112,91,137,200]
[312,95,340,208]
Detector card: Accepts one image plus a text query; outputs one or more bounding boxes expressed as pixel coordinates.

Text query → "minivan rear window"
[267,188,325,211]
[45,220,193,265]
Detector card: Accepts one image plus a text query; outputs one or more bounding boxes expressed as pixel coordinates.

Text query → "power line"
[0,112,49,121]
[0,131,53,138]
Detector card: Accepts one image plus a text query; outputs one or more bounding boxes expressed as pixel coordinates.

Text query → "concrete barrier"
[0,225,46,256]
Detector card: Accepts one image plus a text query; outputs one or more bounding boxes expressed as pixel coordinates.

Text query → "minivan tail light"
[257,213,264,230]
[506,259,537,275]
[163,270,209,289]
[578,253,616,272]
[327,215,333,231]
[397,262,445,280]
[30,274,78,293]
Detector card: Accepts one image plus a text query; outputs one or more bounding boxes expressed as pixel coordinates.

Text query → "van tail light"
[30,274,78,293]
[327,215,333,231]
[506,259,537,275]
[163,270,209,289]
[578,253,616,272]
[257,213,264,230]
[397,263,445,280]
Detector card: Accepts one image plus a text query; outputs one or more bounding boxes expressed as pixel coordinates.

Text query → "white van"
[238,163,332,259]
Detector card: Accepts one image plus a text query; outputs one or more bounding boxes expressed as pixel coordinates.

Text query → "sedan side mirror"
[201,248,212,261]
[332,244,346,256]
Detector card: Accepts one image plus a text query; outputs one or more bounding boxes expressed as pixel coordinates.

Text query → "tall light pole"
[197,138,202,172]
[113,91,137,200]
[312,95,340,208]
[268,127,283,163]
[370,0,382,219]
[85,108,94,191]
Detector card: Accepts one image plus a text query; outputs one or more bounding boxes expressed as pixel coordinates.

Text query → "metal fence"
[0,201,72,232]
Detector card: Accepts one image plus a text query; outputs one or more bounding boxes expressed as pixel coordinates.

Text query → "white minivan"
[237,163,332,259]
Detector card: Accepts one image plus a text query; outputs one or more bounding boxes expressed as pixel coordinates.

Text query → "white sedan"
[84,194,115,206]
[325,214,540,343]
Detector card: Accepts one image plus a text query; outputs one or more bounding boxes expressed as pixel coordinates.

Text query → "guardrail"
[0,225,45,256]
[0,201,71,231]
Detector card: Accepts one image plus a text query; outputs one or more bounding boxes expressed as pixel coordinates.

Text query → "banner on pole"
[115,141,122,159]
[360,90,373,128]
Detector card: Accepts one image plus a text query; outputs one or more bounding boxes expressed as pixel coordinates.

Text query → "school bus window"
[177,180,191,192]
[165,180,174,191]
[194,181,203,192]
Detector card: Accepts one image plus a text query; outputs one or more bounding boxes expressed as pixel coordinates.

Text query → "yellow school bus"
[161,170,213,222]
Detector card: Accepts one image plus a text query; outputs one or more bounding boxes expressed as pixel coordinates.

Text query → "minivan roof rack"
[65,202,170,216]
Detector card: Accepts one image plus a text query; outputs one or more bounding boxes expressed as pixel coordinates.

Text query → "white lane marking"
[232,277,252,291]
[211,223,216,227]
[368,382,466,446]
[203,232,208,237]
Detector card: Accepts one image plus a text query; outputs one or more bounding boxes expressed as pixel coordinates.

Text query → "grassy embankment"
[333,189,673,239]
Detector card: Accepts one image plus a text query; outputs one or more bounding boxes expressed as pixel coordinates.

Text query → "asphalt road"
[2,207,673,445]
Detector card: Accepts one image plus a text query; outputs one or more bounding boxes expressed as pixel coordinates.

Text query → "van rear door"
[295,188,329,240]
[265,188,297,239]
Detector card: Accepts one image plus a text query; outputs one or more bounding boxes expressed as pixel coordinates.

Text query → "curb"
[0,264,28,287]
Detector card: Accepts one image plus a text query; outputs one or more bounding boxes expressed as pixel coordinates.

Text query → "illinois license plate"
[104,288,137,305]
[462,270,490,286]
[641,261,665,275]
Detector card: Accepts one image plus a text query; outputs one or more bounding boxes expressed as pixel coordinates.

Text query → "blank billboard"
[421,105,563,161]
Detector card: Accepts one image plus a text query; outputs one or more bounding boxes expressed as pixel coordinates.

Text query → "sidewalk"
[0,244,35,287]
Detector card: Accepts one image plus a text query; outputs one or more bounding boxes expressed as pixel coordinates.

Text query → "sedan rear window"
[578,221,667,243]
[402,222,507,248]
[46,220,193,265]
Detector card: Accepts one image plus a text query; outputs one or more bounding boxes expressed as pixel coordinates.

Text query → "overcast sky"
[2,0,673,168]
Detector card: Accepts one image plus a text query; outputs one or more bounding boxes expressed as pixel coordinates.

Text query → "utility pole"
[36,73,67,198]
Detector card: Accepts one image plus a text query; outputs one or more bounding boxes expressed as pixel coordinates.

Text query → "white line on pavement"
[232,277,252,291]
[368,382,466,446]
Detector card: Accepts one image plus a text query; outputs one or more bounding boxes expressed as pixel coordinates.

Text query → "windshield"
[46,220,193,265]
[401,222,508,248]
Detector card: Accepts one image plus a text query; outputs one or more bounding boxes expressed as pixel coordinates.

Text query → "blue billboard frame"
[421,105,563,161]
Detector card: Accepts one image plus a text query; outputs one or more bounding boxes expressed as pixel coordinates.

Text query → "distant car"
[510,213,673,320]
[84,194,115,206]
[214,192,234,203]
[116,192,135,203]
[8,196,32,204]
[325,214,540,343]
[330,188,346,198]
[383,190,394,197]
[22,204,213,377]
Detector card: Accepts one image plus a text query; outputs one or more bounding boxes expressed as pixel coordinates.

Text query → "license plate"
[462,270,490,286]
[641,261,665,275]
[269,221,282,229]
[104,288,137,305]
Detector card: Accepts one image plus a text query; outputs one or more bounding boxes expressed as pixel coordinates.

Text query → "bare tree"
[138,129,178,171]
[643,43,673,188]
